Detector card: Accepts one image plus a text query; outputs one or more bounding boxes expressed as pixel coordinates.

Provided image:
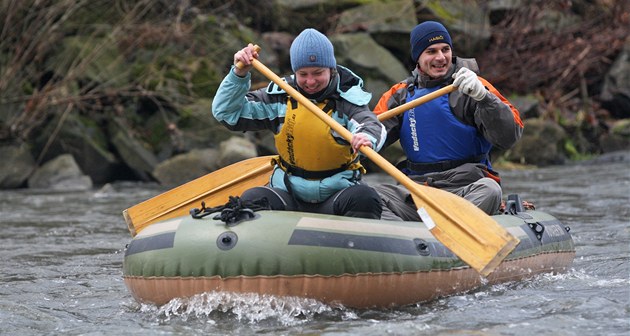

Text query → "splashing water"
[140,291,337,326]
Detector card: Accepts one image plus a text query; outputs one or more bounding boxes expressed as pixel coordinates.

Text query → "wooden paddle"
[244,48,519,276]
[123,155,274,236]
[376,84,456,121]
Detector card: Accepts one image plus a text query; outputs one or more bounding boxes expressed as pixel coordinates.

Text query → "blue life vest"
[399,86,492,175]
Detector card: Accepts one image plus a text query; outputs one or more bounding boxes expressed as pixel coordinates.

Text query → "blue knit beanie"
[410,21,452,62]
[290,28,336,72]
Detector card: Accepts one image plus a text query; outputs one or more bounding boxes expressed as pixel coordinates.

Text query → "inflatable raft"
[122,195,575,308]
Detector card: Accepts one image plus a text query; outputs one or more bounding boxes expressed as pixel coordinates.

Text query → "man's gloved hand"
[452,67,487,101]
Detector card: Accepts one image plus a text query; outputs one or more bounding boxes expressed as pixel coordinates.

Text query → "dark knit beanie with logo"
[410,21,453,62]
[290,28,337,72]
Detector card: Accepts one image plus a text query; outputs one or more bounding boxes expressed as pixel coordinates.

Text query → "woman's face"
[294,67,331,95]
[417,42,452,79]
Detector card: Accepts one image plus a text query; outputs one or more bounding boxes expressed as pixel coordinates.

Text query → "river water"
[1,151,628,335]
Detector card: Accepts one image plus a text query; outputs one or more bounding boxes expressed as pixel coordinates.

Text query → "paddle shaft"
[248,58,486,244]
[377,84,456,121]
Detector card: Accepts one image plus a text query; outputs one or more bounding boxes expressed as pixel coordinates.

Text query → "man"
[373,21,523,220]
[212,28,386,219]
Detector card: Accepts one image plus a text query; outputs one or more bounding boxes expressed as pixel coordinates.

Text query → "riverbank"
[1,1,628,190]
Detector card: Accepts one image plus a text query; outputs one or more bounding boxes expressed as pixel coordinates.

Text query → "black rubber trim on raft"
[516,219,573,252]
[125,232,176,256]
[288,228,455,257]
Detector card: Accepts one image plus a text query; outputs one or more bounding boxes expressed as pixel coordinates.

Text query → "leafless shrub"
[481,0,628,122]
[0,0,209,142]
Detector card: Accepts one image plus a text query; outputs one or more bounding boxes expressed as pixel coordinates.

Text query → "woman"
[212,28,386,219]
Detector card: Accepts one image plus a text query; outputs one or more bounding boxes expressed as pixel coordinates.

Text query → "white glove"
[452,67,487,101]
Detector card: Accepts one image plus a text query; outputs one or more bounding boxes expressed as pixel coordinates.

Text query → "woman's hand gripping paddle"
[242,45,519,276]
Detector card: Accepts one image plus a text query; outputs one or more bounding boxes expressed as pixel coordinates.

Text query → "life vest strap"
[278,156,350,179]
[404,154,487,174]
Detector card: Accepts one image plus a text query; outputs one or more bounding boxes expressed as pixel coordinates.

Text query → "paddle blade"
[123,156,274,237]
[410,187,520,277]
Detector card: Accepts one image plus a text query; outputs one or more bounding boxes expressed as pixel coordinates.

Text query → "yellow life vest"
[274,98,364,179]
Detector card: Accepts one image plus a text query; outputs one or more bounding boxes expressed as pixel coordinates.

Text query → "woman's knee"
[333,184,382,219]
[241,186,295,210]
[353,184,381,202]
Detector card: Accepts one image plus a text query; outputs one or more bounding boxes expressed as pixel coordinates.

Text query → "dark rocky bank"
[1,0,628,190]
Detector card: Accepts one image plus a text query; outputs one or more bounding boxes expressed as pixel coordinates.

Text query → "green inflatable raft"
[123,195,575,308]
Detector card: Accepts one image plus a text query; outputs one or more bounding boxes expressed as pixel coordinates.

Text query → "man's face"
[417,43,452,79]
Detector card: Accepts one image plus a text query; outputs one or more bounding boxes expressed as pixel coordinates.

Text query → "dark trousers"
[241,184,382,219]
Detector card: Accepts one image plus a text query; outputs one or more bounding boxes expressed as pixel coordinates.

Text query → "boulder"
[0,142,36,189]
[153,148,220,187]
[336,0,417,66]
[336,0,416,34]
[509,95,541,120]
[422,1,492,57]
[108,118,159,182]
[218,136,258,168]
[600,36,630,119]
[507,119,567,166]
[31,113,121,185]
[332,33,409,107]
[262,31,295,74]
[244,130,277,156]
[599,119,630,153]
[178,99,236,150]
[276,0,365,11]
[27,154,93,191]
